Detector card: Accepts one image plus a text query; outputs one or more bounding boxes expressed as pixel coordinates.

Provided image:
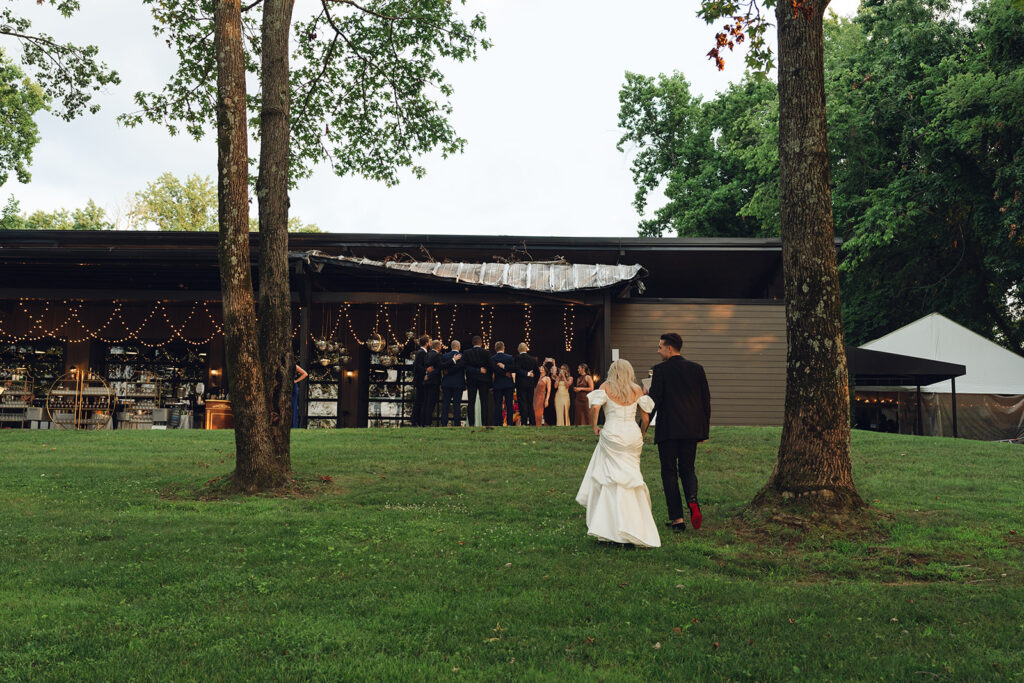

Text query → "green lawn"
[1,427,1022,681]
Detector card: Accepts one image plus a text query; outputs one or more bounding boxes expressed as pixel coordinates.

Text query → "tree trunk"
[256,0,296,473]
[215,0,281,491]
[759,0,864,511]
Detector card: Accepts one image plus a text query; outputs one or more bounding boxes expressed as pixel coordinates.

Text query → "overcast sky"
[2,0,859,237]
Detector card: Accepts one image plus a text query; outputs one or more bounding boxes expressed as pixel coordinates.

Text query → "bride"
[575,359,660,548]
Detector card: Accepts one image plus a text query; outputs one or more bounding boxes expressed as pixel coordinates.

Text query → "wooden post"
[602,291,612,376]
[298,299,309,428]
[915,383,923,436]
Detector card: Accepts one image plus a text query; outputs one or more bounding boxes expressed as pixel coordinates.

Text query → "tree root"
[752,482,865,513]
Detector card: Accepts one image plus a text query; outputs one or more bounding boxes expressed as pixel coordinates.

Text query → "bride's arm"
[591,405,601,436]
[637,386,651,436]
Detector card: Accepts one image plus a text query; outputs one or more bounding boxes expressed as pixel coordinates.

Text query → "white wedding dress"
[575,389,661,548]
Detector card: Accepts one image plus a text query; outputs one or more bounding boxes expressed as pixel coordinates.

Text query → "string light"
[447,304,457,345]
[412,303,423,336]
[523,303,532,347]
[0,299,224,347]
[342,303,364,345]
[480,303,494,348]
[383,303,400,344]
[1,300,477,353]
[563,304,576,352]
[374,303,384,335]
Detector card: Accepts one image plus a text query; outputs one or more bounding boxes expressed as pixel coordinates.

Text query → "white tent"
[861,313,1024,393]
[859,313,1024,440]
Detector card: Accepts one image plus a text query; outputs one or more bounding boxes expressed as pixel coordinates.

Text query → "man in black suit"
[490,341,516,426]
[514,342,539,426]
[410,334,431,426]
[439,339,466,426]
[420,339,443,427]
[646,332,711,532]
[462,335,492,426]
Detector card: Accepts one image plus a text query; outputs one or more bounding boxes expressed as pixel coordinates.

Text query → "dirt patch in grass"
[729,503,891,551]
[719,505,1017,584]
[160,472,340,501]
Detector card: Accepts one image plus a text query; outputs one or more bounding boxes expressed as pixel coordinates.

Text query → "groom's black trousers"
[657,439,698,521]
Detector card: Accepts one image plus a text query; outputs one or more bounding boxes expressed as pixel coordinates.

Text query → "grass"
[1,426,1022,681]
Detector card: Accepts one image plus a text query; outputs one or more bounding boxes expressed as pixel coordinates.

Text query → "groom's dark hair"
[660,332,683,351]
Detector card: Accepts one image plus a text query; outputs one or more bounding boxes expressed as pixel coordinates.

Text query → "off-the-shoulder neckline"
[595,388,647,408]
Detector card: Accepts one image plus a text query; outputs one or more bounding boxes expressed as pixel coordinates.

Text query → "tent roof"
[860,313,1024,394]
[846,345,965,387]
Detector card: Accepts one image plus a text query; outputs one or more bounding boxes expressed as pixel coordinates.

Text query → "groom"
[646,332,711,532]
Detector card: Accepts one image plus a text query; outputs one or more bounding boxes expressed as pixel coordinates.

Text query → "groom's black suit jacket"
[648,355,711,443]
[514,353,539,389]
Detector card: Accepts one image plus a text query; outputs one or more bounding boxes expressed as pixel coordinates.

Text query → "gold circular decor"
[46,371,116,430]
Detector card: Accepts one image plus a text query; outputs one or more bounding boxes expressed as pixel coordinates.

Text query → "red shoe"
[688,502,703,530]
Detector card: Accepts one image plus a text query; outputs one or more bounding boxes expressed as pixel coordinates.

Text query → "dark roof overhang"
[847,345,966,387]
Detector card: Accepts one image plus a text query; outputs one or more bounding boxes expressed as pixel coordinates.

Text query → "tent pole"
[951,376,958,438]
[915,383,923,436]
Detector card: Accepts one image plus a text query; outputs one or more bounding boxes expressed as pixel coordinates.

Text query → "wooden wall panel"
[610,302,785,426]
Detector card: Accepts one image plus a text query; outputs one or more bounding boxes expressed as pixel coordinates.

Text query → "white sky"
[1,0,860,237]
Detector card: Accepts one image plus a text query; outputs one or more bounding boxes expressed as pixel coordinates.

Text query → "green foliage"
[0,50,45,185]
[0,1,119,186]
[18,198,112,230]
[0,1,120,121]
[1,197,112,230]
[3,172,325,233]
[621,0,1024,351]
[0,427,1021,678]
[617,72,778,237]
[131,172,218,232]
[0,193,23,228]
[121,0,490,187]
[131,172,321,232]
[248,215,323,232]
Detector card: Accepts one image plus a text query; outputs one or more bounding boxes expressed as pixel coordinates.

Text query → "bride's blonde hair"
[603,359,639,401]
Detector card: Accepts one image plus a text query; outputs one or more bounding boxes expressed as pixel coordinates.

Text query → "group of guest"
[409,334,595,427]
[533,358,594,427]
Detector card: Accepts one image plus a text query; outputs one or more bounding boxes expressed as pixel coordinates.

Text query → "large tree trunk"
[215,0,281,491]
[759,0,863,511]
[256,0,296,473]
